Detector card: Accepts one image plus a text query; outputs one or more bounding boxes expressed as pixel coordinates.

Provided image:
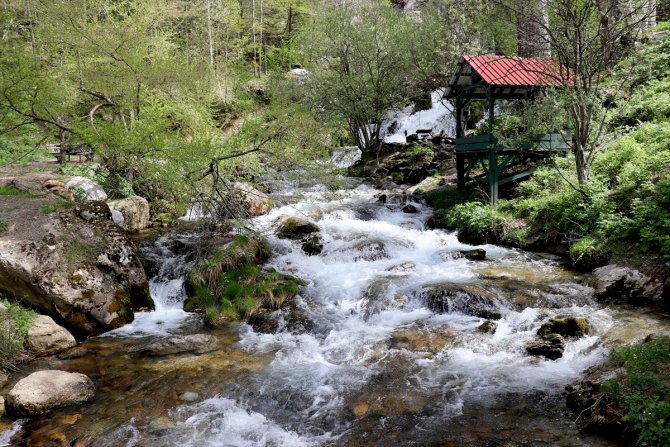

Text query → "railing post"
[488,147,498,204]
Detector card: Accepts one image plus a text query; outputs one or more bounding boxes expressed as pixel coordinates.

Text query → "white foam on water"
[0,420,27,446]
[382,88,456,143]
[162,397,321,447]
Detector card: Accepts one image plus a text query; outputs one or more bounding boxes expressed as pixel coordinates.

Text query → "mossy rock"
[276,218,319,240]
[537,317,590,338]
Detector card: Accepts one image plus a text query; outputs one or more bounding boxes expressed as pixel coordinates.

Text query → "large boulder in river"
[65,176,107,201]
[7,370,95,416]
[592,264,664,304]
[26,315,76,356]
[0,201,152,336]
[537,317,590,338]
[229,182,273,217]
[525,334,566,360]
[107,196,150,232]
[420,283,503,320]
[276,217,319,240]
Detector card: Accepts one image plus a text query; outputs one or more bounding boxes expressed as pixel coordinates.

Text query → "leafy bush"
[0,300,36,363]
[439,202,512,244]
[406,144,434,163]
[58,163,134,200]
[602,336,670,446]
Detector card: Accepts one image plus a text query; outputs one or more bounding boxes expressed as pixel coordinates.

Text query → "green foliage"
[58,163,135,200]
[602,337,670,446]
[612,77,670,127]
[0,299,36,362]
[390,172,404,183]
[438,202,513,244]
[406,144,434,163]
[0,185,36,198]
[40,199,75,215]
[0,219,7,236]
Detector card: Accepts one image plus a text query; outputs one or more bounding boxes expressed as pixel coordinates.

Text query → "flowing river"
[5,170,670,447]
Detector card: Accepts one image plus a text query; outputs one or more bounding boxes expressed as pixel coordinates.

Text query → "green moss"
[65,240,100,264]
[601,336,670,446]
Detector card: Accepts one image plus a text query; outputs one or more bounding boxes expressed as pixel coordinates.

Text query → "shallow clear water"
[5,180,669,447]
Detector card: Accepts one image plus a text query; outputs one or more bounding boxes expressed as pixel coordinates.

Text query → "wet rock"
[458,249,487,261]
[537,317,590,338]
[389,327,455,353]
[420,283,503,320]
[385,262,416,273]
[377,194,388,203]
[65,176,107,201]
[229,182,273,217]
[478,320,497,334]
[57,346,88,360]
[276,217,319,240]
[107,196,150,232]
[179,392,200,402]
[139,334,218,356]
[351,240,389,262]
[401,204,419,214]
[525,334,566,360]
[592,264,663,304]
[26,315,77,356]
[7,370,95,416]
[301,235,323,256]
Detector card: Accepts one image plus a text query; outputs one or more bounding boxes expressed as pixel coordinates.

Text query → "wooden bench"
[46,143,94,162]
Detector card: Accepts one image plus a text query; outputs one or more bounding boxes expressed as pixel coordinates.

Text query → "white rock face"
[65,176,108,201]
[108,196,150,231]
[7,370,95,416]
[26,315,77,356]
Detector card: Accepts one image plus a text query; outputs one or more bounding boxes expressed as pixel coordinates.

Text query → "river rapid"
[4,171,670,447]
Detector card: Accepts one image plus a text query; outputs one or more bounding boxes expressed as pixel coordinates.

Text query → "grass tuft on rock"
[0,299,36,365]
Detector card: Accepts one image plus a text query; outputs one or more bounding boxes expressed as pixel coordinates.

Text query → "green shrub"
[406,144,434,163]
[602,336,670,446]
[440,202,512,244]
[0,300,36,362]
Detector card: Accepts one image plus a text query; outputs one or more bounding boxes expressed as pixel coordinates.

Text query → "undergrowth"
[601,336,670,446]
[0,299,36,364]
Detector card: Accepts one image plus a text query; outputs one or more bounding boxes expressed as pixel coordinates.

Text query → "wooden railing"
[455,133,571,154]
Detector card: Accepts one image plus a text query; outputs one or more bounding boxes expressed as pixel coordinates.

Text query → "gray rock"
[229,182,273,217]
[65,176,107,201]
[108,196,150,232]
[276,218,319,240]
[7,370,95,416]
[420,283,503,320]
[110,209,125,227]
[140,334,218,357]
[0,371,9,388]
[458,249,487,261]
[593,264,663,304]
[401,204,419,214]
[26,315,77,356]
[526,334,566,360]
[301,235,323,256]
[478,320,497,334]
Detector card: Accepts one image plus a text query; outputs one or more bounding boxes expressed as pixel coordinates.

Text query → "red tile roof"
[464,55,566,87]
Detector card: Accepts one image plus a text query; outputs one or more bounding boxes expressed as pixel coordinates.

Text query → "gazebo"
[445,55,571,204]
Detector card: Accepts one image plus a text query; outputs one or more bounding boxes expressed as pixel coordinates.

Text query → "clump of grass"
[186,260,302,326]
[0,299,36,363]
[601,336,670,446]
[64,240,100,264]
[0,185,37,198]
[0,219,7,236]
[40,199,74,214]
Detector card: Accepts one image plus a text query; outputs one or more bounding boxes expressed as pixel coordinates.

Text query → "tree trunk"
[574,141,588,185]
[207,0,215,67]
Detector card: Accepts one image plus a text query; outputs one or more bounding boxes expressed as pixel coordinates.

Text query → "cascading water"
[8,166,669,446]
[107,232,199,337]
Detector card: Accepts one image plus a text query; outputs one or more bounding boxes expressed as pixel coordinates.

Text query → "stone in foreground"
[526,334,566,360]
[7,370,95,416]
[26,315,77,356]
[592,264,663,304]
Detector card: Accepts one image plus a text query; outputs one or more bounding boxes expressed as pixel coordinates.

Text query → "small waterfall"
[107,232,199,337]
